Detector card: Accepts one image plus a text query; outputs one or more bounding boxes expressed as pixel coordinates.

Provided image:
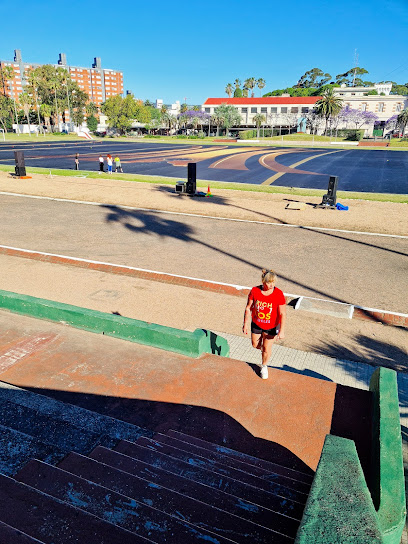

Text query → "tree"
[86,102,99,117]
[213,103,241,136]
[335,67,370,87]
[40,103,52,131]
[297,68,331,88]
[243,77,256,97]
[101,94,151,135]
[304,110,325,135]
[257,78,266,96]
[0,94,13,132]
[225,83,233,98]
[314,88,343,134]
[18,92,33,133]
[234,78,241,90]
[339,107,378,129]
[70,88,88,127]
[86,115,98,132]
[234,88,243,97]
[397,108,408,136]
[180,103,188,113]
[253,113,266,137]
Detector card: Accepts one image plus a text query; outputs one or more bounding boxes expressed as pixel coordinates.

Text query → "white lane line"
[1,243,406,320]
[1,191,406,239]
[0,334,56,373]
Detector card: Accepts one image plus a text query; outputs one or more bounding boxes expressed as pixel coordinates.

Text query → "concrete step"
[0,521,46,543]
[0,381,153,444]
[113,440,306,518]
[0,473,154,543]
[15,459,235,544]
[0,424,66,476]
[58,451,298,542]
[0,397,104,454]
[139,435,310,498]
[85,447,300,530]
[167,429,314,484]
[161,430,313,485]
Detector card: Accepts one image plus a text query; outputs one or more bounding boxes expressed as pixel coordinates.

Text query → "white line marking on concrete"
[1,191,406,239]
[0,334,55,373]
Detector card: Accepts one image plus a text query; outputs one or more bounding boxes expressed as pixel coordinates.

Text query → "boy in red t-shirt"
[243,269,286,379]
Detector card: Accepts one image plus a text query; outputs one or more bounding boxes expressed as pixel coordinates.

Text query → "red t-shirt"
[249,286,286,329]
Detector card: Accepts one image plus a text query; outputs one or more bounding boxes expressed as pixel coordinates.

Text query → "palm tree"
[18,92,32,135]
[244,77,256,97]
[234,78,241,90]
[86,102,98,117]
[397,108,408,137]
[225,83,233,98]
[314,88,343,135]
[211,111,225,137]
[40,104,52,132]
[257,78,266,96]
[253,113,266,138]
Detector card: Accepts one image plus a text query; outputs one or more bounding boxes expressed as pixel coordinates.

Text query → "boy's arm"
[277,304,286,339]
[243,297,253,335]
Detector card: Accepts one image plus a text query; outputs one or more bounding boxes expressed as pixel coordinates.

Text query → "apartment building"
[0,49,123,107]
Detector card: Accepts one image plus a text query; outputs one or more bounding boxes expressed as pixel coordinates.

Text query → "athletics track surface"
[0,140,407,194]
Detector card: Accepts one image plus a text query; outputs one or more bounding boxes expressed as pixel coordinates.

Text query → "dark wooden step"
[0,474,153,543]
[0,398,104,454]
[113,440,306,519]
[154,431,313,488]
[58,451,298,542]
[83,447,301,530]
[0,381,153,444]
[0,424,65,476]
[0,520,45,543]
[15,459,234,544]
[167,430,313,484]
[137,436,310,498]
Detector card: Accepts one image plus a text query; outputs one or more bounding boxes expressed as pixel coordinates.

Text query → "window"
[378,103,385,112]
[205,108,210,113]
[291,107,298,113]
[241,107,247,113]
[396,104,402,112]
[361,103,367,112]
[281,107,287,113]
[301,107,309,113]
[251,107,257,113]
[270,107,277,113]
[261,107,267,113]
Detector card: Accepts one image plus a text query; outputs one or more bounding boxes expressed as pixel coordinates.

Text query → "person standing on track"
[107,154,113,174]
[74,153,79,170]
[98,155,104,172]
[114,155,123,173]
[243,269,286,379]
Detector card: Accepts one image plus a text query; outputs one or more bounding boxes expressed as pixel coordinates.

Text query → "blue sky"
[1,0,407,105]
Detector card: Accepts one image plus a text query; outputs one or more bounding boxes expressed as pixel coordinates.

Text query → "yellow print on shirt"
[255,301,273,320]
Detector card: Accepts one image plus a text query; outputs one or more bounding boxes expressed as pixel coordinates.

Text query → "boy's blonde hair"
[261,269,277,284]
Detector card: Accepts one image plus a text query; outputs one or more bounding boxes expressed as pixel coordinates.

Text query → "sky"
[1,0,408,105]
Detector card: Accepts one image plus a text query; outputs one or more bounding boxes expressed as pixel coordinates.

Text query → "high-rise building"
[0,49,124,107]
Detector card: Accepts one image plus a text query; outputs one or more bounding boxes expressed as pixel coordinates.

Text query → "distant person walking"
[74,153,79,170]
[107,154,113,174]
[114,156,123,173]
[243,269,286,380]
[98,155,104,172]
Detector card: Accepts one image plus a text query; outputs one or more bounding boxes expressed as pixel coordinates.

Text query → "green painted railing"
[296,367,406,544]
[0,290,229,359]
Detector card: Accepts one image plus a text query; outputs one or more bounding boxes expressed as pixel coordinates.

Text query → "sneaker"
[260,365,268,379]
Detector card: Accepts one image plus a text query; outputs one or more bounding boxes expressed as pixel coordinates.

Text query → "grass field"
[0,164,406,204]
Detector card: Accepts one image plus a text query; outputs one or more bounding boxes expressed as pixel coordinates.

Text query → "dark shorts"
[251,321,278,336]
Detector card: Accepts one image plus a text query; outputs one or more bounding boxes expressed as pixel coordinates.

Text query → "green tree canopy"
[213,103,241,135]
[296,68,332,88]
[101,94,151,134]
[314,88,343,134]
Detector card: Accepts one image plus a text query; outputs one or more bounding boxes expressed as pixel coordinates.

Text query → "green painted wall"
[295,434,383,543]
[370,367,406,544]
[0,290,229,359]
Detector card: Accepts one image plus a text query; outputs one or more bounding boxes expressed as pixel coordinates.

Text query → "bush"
[197,131,205,138]
[176,134,188,139]
[144,134,161,138]
[239,130,257,139]
[239,128,281,139]
[336,128,364,141]
[86,115,98,132]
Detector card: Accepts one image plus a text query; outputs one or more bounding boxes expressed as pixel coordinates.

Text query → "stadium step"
[138,434,311,496]
[58,450,297,542]
[15,459,234,544]
[113,439,306,518]
[0,473,153,543]
[167,429,313,484]
[86,446,298,533]
[164,429,313,485]
[0,520,46,543]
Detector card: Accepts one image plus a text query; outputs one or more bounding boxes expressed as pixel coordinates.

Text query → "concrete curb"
[1,245,406,327]
[0,290,230,359]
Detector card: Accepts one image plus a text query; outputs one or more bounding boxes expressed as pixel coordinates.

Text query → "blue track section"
[0,141,407,194]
